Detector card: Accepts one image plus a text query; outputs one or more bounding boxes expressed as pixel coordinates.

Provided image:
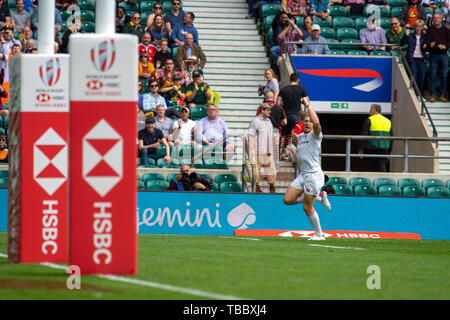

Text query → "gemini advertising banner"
[291,56,393,114]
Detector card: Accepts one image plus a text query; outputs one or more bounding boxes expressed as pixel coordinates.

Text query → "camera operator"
[167,164,212,191]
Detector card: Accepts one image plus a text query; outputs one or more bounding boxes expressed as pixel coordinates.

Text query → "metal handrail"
[283,41,439,141]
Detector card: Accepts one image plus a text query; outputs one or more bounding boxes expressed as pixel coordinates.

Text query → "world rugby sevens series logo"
[39,58,61,87]
[90,39,116,72]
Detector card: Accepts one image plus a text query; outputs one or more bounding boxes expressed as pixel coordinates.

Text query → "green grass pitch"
[0,232,449,300]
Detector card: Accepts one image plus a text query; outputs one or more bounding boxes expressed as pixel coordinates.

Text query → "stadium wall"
[1,189,448,240]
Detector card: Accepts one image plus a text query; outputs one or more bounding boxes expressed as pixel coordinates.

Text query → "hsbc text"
[42,200,58,255]
[93,202,112,265]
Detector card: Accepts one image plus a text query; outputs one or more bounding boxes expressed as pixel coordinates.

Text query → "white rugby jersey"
[297,131,322,173]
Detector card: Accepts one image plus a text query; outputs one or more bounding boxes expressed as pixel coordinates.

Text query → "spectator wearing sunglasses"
[122,12,144,39]
[146,2,163,30]
[139,79,167,115]
[164,0,186,36]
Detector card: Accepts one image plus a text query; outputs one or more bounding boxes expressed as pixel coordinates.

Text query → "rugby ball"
[284,144,297,163]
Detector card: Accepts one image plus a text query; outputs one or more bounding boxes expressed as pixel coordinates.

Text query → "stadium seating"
[142,172,166,182]
[78,0,95,11]
[327,176,347,185]
[313,16,332,28]
[390,7,402,18]
[402,185,425,197]
[138,158,156,168]
[422,178,445,189]
[347,50,368,55]
[333,184,353,195]
[166,173,178,182]
[426,186,450,198]
[140,2,154,13]
[337,28,358,41]
[397,178,420,188]
[82,21,95,33]
[333,17,355,29]
[330,5,347,17]
[214,173,237,185]
[261,3,281,19]
[0,177,7,188]
[145,180,170,191]
[320,27,336,40]
[80,10,95,22]
[0,170,8,178]
[387,0,407,7]
[330,49,346,55]
[340,38,361,51]
[354,185,377,195]
[138,180,145,190]
[378,185,402,196]
[220,182,242,192]
[365,6,390,18]
[199,173,214,183]
[447,180,450,189]
[349,177,372,188]
[373,177,396,188]
[190,105,207,120]
[355,17,368,30]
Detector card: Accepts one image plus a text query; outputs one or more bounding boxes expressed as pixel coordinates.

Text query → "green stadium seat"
[423,7,434,16]
[326,38,340,50]
[349,177,372,188]
[156,143,172,156]
[82,21,95,33]
[212,182,219,191]
[365,6,390,17]
[402,185,425,197]
[267,28,274,46]
[397,178,420,188]
[296,19,304,27]
[138,180,145,190]
[332,184,353,195]
[203,158,228,169]
[142,172,166,182]
[220,182,242,192]
[313,16,332,27]
[330,5,347,17]
[379,17,391,29]
[263,15,276,32]
[354,185,377,195]
[145,180,170,191]
[333,17,355,28]
[140,2,155,13]
[199,173,214,183]
[372,50,391,56]
[119,2,139,14]
[373,177,396,188]
[447,180,450,189]
[390,7,402,18]
[138,157,156,167]
[0,177,7,188]
[0,170,8,178]
[78,0,95,11]
[8,0,16,9]
[321,27,336,39]
[330,49,346,55]
[190,105,207,120]
[214,173,237,185]
[327,176,347,185]
[422,178,444,189]
[261,4,281,19]
[387,0,407,7]
[340,38,360,50]
[336,28,358,40]
[355,17,368,30]
[347,49,368,55]
[80,10,95,22]
[378,185,402,196]
[426,186,450,198]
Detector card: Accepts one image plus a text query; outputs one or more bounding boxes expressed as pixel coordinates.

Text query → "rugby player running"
[283,98,331,241]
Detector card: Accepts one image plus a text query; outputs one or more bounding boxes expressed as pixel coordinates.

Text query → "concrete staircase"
[425,102,450,173]
[183,0,271,170]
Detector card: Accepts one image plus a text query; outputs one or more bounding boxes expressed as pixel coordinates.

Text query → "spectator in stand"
[172,106,197,146]
[399,0,427,29]
[278,17,303,57]
[22,37,35,53]
[55,0,77,10]
[153,38,172,70]
[340,0,366,16]
[0,131,8,163]
[140,79,167,115]
[299,15,313,40]
[248,103,277,193]
[145,2,163,30]
[171,12,199,48]
[31,2,62,33]
[0,83,8,119]
[156,58,185,98]
[147,14,169,46]
[115,6,131,33]
[309,0,332,25]
[0,27,21,105]
[183,70,212,106]
[386,17,407,52]
[0,0,10,29]
[443,0,450,25]
[138,51,155,82]
[175,32,206,70]
[138,32,158,64]
[366,0,391,11]
[401,19,427,95]
[196,103,236,162]
[60,16,84,53]
[138,117,171,166]
[122,12,144,39]
[11,0,31,33]
[167,164,212,191]
[182,55,203,84]
[165,73,186,106]
[358,104,392,172]
[270,11,291,64]
[277,72,309,139]
[154,104,174,145]
[282,0,308,18]
[425,12,450,102]
[299,24,331,54]
[360,17,387,52]
[164,0,186,37]
[420,0,438,12]
[258,68,279,102]
[19,26,34,49]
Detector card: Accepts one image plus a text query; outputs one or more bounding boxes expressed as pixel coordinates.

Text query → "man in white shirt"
[172,106,196,146]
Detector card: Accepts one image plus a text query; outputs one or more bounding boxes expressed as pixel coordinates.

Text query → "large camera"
[180,172,212,191]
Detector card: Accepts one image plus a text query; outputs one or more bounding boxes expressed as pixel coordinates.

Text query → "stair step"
[189,7,248,13]
[205,63,268,70]
[207,80,262,87]
[196,18,255,25]
[201,34,262,41]
[205,51,267,57]
[185,1,247,8]
[220,91,260,98]
[200,28,259,36]
[221,97,262,104]
[186,0,246,3]
[201,39,263,46]
[206,73,266,80]
[202,45,265,52]
[196,23,257,30]
[207,56,269,63]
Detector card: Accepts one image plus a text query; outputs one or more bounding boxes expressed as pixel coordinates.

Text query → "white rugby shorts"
[290,171,325,196]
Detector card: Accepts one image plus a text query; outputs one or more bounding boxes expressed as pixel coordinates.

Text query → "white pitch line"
[307,244,366,251]
[219,236,262,241]
[0,253,244,300]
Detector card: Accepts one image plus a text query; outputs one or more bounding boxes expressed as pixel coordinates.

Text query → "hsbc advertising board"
[8,54,69,263]
[69,34,137,275]
[291,55,393,114]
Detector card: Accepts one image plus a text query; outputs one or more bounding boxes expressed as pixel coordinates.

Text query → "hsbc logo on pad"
[36,93,51,103]
[33,128,67,196]
[82,119,123,197]
[39,58,61,87]
[86,79,103,90]
[90,39,116,72]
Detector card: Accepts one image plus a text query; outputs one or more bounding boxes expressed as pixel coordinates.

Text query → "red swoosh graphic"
[297,69,382,79]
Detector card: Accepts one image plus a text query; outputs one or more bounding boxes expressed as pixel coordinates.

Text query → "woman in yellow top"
[138,51,155,82]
